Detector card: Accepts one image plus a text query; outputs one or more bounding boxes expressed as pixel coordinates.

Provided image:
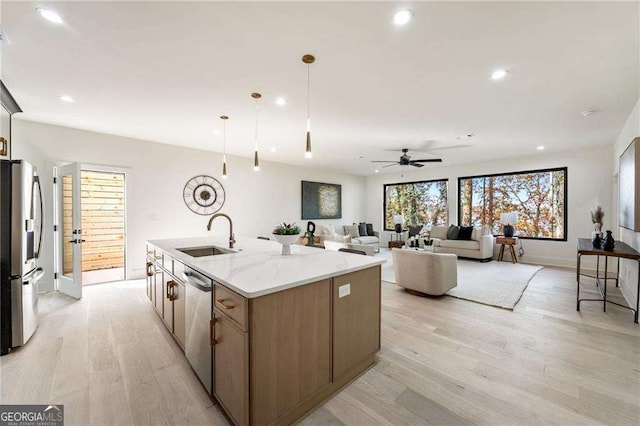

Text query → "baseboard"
[619,277,637,310]
[516,254,612,272]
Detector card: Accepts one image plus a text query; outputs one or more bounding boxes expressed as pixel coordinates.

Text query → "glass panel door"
[56,163,83,299]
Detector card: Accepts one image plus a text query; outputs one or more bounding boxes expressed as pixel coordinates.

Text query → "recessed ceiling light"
[275,97,287,106]
[270,147,277,152]
[393,10,413,26]
[213,129,221,136]
[491,69,508,80]
[59,95,74,103]
[374,169,379,173]
[537,146,545,150]
[36,8,64,24]
[582,110,596,117]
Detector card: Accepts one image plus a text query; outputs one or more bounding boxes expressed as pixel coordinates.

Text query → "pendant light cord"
[307,64,311,129]
[255,97,259,149]
[223,119,226,156]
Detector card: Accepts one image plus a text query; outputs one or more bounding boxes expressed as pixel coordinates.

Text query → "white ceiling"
[2,1,639,175]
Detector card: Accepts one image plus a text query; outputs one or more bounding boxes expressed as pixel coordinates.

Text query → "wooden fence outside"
[63,170,125,273]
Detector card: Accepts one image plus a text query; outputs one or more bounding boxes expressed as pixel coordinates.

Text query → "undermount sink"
[176,245,233,258]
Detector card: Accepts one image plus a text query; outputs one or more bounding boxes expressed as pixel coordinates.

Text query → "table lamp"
[393,214,404,234]
[500,212,518,238]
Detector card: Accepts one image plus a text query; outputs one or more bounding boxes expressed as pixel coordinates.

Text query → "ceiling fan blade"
[411,163,425,168]
[411,159,443,163]
[371,160,398,163]
[382,163,398,168]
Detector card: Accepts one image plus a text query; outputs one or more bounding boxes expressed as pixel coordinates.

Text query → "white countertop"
[147,236,385,298]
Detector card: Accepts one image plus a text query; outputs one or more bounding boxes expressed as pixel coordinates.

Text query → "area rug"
[378,249,543,310]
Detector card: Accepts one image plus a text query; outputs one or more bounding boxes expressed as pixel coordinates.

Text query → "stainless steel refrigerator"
[1,159,44,355]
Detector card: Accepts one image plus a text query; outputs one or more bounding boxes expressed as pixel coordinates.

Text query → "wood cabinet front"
[162,275,174,330]
[213,309,248,425]
[173,281,186,348]
[214,283,248,330]
[153,270,163,314]
[332,266,381,378]
[249,279,332,425]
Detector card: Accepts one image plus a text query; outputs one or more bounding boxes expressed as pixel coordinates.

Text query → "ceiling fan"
[371,148,442,168]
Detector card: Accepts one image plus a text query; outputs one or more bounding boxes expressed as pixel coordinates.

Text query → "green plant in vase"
[272,222,301,255]
[273,222,301,235]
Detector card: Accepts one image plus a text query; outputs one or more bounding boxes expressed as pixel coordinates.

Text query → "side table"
[388,240,405,249]
[496,236,518,263]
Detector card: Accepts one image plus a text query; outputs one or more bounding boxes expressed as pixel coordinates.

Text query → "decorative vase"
[592,232,601,249]
[593,222,602,238]
[503,224,515,238]
[602,230,615,251]
[272,233,300,255]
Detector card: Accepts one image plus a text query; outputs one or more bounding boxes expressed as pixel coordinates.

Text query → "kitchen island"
[145,236,384,426]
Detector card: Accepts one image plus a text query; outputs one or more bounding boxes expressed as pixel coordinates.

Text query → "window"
[458,167,567,240]
[383,179,448,230]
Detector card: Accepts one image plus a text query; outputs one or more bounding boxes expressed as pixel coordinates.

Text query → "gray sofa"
[316,223,380,253]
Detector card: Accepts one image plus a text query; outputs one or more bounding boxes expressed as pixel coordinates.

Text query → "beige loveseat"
[426,225,494,261]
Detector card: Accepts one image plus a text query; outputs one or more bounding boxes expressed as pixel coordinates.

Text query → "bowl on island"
[271,233,300,255]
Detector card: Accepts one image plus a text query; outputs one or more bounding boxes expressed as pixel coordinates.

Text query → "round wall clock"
[183,175,226,216]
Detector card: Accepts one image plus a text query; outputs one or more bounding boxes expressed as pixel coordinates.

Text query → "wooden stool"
[496,237,518,263]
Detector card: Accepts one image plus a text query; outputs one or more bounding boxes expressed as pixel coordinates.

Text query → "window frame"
[457,167,568,242]
[383,178,449,231]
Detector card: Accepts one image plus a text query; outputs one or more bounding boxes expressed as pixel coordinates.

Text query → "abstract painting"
[619,137,640,231]
[301,181,342,219]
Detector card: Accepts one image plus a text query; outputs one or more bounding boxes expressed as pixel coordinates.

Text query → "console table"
[576,238,640,323]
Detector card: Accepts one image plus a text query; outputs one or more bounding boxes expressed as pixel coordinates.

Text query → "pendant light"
[251,92,261,171]
[302,54,315,159]
[220,115,229,179]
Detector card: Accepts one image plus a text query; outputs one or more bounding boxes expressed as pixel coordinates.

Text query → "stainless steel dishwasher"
[183,266,213,394]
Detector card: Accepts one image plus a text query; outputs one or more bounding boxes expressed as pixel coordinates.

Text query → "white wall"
[365,145,614,268]
[12,119,367,292]
[613,98,640,307]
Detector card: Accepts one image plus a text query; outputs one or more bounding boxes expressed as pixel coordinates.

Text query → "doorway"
[79,170,126,285]
[57,165,126,297]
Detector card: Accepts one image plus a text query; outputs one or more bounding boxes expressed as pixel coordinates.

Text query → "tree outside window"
[384,180,448,230]
[458,168,566,240]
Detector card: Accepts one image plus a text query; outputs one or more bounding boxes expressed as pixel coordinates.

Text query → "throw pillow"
[366,223,374,236]
[430,226,448,240]
[335,234,352,243]
[447,224,460,240]
[343,224,360,237]
[358,222,368,237]
[471,226,480,241]
[458,226,473,240]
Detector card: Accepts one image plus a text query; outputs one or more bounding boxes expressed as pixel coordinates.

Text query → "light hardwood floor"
[1,266,638,425]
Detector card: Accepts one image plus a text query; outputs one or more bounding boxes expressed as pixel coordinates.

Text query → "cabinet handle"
[169,283,177,301]
[146,262,153,277]
[210,318,218,346]
[166,280,174,300]
[216,299,235,310]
